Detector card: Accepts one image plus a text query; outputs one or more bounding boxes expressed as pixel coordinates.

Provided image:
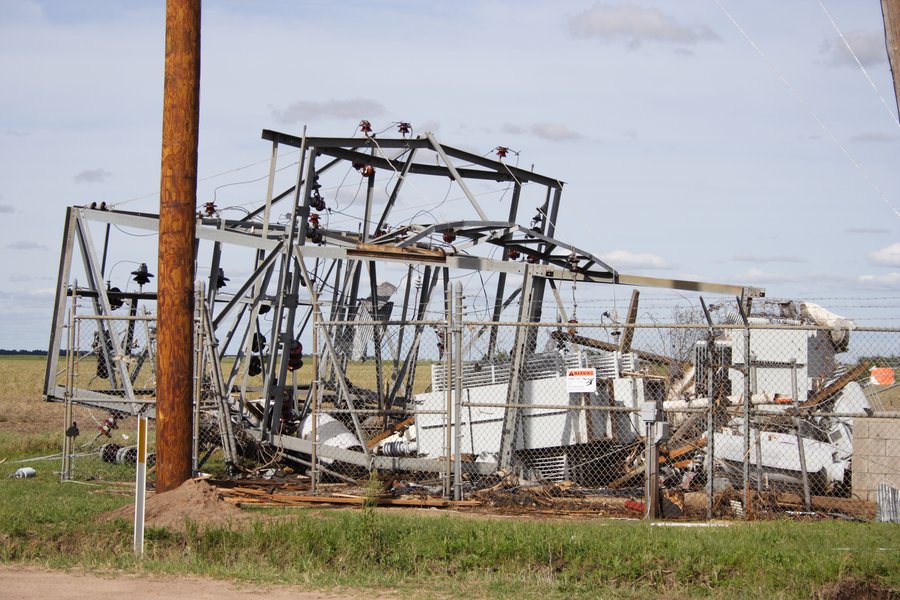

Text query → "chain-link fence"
[49,299,900,521]
[308,312,900,520]
[48,312,158,484]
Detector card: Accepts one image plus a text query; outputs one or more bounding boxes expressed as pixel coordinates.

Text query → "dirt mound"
[106,478,251,531]
[816,578,897,600]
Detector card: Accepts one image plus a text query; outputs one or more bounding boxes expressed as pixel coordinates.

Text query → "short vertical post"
[133,415,148,558]
[644,420,659,521]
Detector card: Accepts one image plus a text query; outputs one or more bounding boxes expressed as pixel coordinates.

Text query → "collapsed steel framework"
[43,128,763,481]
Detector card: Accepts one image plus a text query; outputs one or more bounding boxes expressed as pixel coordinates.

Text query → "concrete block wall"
[852,417,900,502]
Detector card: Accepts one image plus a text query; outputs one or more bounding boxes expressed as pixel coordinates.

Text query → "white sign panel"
[566,368,597,393]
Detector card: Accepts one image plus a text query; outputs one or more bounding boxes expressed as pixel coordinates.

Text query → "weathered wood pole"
[156,0,201,493]
[884,0,900,118]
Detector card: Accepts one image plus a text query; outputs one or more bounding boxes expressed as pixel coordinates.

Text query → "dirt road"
[0,567,381,600]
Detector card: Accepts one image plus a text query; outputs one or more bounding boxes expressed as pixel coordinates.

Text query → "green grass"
[1,360,898,598]
[0,437,897,600]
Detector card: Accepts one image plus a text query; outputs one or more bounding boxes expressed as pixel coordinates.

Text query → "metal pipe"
[310,305,318,494]
[453,281,464,501]
[791,361,812,511]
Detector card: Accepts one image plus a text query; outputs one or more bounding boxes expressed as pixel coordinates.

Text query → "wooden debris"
[217,484,479,508]
[799,362,869,409]
[550,330,687,369]
[366,416,415,449]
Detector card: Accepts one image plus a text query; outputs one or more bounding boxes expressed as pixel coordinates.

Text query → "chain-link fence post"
[443,284,452,499]
[453,282,464,501]
[706,344,715,521]
[739,299,751,518]
[192,281,204,475]
[61,291,77,481]
[310,304,319,495]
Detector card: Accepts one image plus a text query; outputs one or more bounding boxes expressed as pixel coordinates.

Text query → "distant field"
[0,355,435,441]
[0,356,59,436]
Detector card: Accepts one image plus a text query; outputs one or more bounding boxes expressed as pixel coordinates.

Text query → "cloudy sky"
[1,0,898,349]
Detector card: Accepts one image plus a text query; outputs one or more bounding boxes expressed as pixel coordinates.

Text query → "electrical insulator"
[435,331,445,356]
[97,415,118,437]
[248,355,262,377]
[131,263,154,287]
[310,229,324,245]
[567,254,579,273]
[252,333,266,353]
[287,341,304,371]
[567,319,578,336]
[311,193,326,211]
[204,202,217,216]
[507,249,520,260]
[442,231,457,243]
[216,268,229,290]
[352,163,375,177]
[374,228,387,238]
[308,213,320,227]
[526,254,538,264]
[496,146,508,159]
[359,120,372,134]
[107,284,124,310]
[397,122,411,136]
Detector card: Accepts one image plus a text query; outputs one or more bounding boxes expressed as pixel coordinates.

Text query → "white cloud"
[0,204,12,213]
[270,98,386,124]
[845,227,890,234]
[10,273,52,283]
[567,4,719,48]
[418,120,441,134]
[868,242,900,267]
[74,168,112,184]
[821,30,887,67]
[733,268,795,284]
[0,288,55,304]
[531,122,582,141]
[858,273,900,289]
[850,132,898,143]
[501,122,526,135]
[6,241,47,251]
[733,254,806,264]
[599,249,668,269]
[0,0,44,23]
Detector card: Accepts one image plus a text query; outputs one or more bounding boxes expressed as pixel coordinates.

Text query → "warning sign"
[566,368,597,393]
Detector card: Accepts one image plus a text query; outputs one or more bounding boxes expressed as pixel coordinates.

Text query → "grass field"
[1,356,898,599]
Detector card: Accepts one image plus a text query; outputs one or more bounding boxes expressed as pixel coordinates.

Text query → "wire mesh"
[309,315,899,520]
[51,304,900,520]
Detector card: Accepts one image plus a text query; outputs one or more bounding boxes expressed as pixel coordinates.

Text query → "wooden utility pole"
[156,0,201,493]
[884,0,900,117]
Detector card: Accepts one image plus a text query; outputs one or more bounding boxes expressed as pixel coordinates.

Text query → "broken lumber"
[799,362,869,409]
